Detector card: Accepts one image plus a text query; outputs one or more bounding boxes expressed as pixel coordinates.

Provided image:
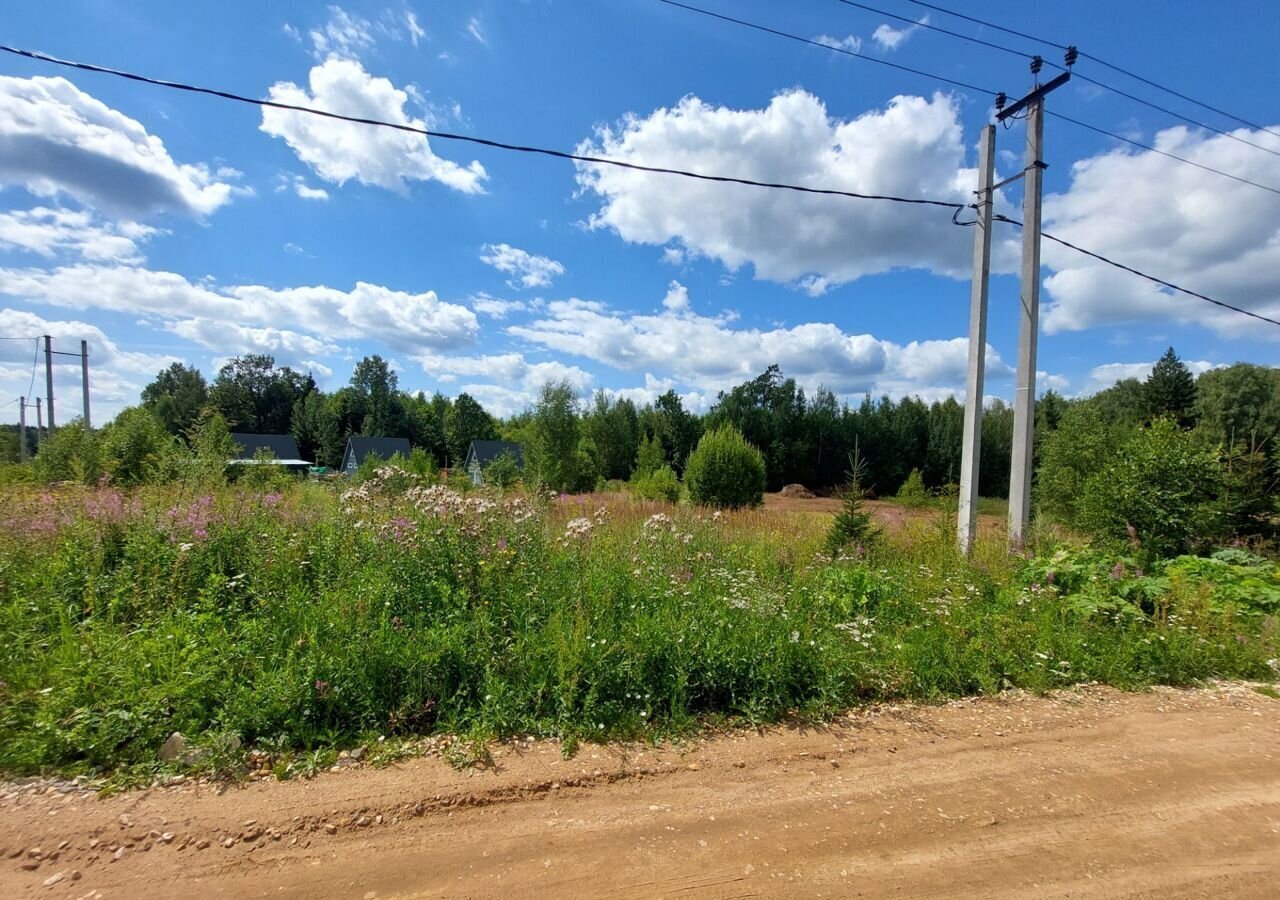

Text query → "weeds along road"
[3,683,1277,899]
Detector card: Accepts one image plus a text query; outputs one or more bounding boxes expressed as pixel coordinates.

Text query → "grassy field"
[0,472,1275,781]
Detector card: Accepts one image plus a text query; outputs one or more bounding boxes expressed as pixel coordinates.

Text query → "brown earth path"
[3,683,1278,899]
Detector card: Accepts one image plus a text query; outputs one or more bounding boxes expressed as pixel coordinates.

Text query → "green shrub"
[484,450,521,489]
[99,406,175,485]
[1036,403,1129,526]
[827,450,879,555]
[1078,418,1222,560]
[895,468,931,509]
[406,447,439,481]
[33,418,101,484]
[632,463,680,503]
[683,424,765,508]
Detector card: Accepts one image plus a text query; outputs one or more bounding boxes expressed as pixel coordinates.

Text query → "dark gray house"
[341,436,412,475]
[229,433,311,470]
[463,440,524,485]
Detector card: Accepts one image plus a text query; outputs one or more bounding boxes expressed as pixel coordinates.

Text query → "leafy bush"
[484,450,521,489]
[895,468,931,509]
[33,419,101,484]
[683,424,765,508]
[1036,403,1129,526]
[99,406,175,486]
[1077,418,1222,560]
[631,463,680,503]
[406,447,439,481]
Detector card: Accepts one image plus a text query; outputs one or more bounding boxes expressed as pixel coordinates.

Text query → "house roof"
[230,433,303,462]
[465,440,524,469]
[343,436,412,467]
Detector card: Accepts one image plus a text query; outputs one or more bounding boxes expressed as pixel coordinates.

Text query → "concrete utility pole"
[81,339,91,429]
[997,59,1072,547]
[957,123,996,555]
[35,396,43,447]
[18,396,27,462]
[43,334,55,432]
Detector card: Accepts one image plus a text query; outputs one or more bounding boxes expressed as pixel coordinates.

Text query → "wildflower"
[262,492,284,508]
[497,537,508,552]
[564,517,594,540]
[314,679,332,699]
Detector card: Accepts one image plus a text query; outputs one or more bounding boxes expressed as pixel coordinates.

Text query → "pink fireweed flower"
[261,492,284,508]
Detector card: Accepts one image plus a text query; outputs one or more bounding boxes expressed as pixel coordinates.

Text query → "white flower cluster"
[834,615,876,649]
[564,517,594,540]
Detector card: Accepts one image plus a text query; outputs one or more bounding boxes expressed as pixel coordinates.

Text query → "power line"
[1047,111,1280,197]
[833,0,1036,60]
[994,214,1280,328]
[897,0,1280,142]
[660,3,1280,198]
[25,338,39,402]
[3,45,1274,331]
[656,0,999,95]
[0,44,966,211]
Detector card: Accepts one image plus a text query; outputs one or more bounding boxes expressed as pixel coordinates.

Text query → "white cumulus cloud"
[260,58,487,195]
[479,243,565,289]
[0,264,479,356]
[576,90,1014,293]
[0,207,158,263]
[0,75,235,218]
[1041,122,1280,340]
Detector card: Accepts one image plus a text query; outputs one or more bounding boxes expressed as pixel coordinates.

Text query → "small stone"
[20,860,40,871]
[195,840,210,850]
[323,824,337,835]
[374,814,383,825]
[70,870,81,881]
[28,847,43,859]
[687,763,700,771]
[350,746,366,760]
[57,841,70,851]
[355,815,371,827]
[43,871,65,886]
[221,837,235,848]
[158,832,175,844]
[112,847,126,861]
[158,732,188,764]
[118,814,133,828]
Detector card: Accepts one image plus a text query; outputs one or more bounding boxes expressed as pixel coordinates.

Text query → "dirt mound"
[778,483,816,499]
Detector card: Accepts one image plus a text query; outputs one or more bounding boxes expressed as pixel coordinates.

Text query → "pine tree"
[1144,347,1197,427]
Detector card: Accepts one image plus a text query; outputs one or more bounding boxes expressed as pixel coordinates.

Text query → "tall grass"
[0,474,1274,777]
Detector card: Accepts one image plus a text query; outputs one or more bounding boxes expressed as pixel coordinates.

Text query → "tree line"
[3,348,1276,534]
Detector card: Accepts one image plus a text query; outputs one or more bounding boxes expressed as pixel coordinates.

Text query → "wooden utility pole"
[997,59,1071,547]
[957,123,996,554]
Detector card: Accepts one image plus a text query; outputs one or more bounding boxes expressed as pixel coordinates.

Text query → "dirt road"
[3,684,1278,899]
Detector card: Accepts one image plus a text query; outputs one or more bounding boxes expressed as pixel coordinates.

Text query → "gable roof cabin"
[463,440,524,485]
[341,436,412,474]
[229,433,310,467]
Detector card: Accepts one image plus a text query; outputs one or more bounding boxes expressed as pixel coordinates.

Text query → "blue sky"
[1,0,1278,421]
